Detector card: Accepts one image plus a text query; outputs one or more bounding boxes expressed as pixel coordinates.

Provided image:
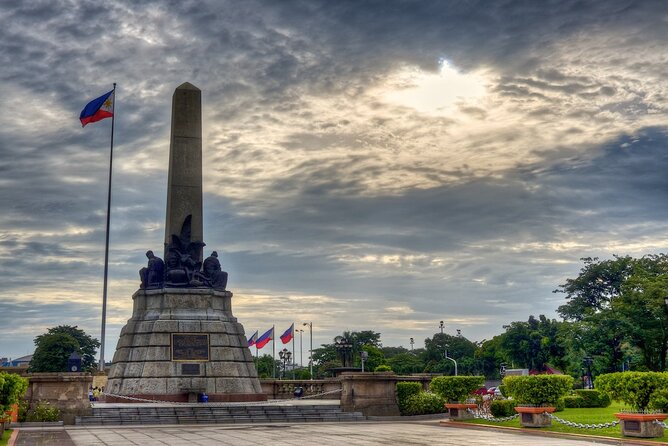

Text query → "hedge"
[596,372,668,411]
[396,382,422,415]
[502,375,573,406]
[430,376,485,403]
[574,389,611,408]
[490,399,517,417]
[402,392,447,416]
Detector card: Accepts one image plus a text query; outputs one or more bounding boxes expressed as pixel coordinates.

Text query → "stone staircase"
[76,402,366,425]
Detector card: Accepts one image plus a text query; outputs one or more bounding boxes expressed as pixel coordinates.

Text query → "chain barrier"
[465,408,519,422]
[98,388,342,406]
[653,420,668,428]
[546,412,619,429]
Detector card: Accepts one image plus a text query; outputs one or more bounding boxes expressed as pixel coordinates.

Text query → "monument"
[106,83,265,402]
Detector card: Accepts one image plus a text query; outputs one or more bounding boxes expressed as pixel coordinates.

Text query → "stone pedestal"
[106,288,265,402]
[340,372,401,416]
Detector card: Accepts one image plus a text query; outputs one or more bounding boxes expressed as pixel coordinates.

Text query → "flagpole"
[272,325,276,379]
[99,82,116,372]
[291,323,295,379]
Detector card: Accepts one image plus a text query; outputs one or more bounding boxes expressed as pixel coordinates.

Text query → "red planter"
[614,413,668,438]
[514,406,556,427]
[445,403,477,420]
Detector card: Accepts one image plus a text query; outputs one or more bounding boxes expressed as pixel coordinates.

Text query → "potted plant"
[596,372,668,438]
[430,376,484,420]
[502,375,573,427]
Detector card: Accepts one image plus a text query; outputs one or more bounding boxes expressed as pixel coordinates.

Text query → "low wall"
[340,372,438,416]
[260,378,341,399]
[24,373,93,425]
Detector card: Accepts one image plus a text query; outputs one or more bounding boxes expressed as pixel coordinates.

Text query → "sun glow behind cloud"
[380,61,488,116]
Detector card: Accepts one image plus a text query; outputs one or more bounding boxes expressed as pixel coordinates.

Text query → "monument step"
[78,403,365,425]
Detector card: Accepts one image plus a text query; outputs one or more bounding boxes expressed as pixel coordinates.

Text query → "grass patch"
[465,402,668,442]
[0,429,12,446]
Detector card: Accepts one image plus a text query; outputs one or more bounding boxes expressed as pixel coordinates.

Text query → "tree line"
[256,254,668,380]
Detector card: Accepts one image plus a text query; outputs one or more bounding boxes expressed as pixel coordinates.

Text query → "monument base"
[106,288,265,402]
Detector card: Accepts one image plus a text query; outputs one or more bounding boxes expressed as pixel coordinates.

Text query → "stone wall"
[260,379,341,399]
[23,373,93,425]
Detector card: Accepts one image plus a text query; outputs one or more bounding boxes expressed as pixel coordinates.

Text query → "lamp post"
[439,320,444,334]
[334,336,353,368]
[409,337,414,352]
[303,322,313,379]
[279,348,292,379]
[296,328,304,368]
[445,349,458,376]
[360,351,368,372]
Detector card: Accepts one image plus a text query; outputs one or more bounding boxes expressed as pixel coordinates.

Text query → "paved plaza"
[14,421,626,446]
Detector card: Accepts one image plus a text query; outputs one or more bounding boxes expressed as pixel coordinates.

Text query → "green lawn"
[0,429,11,446]
[465,402,668,442]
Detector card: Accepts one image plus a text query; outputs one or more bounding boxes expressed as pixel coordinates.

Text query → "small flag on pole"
[255,327,274,349]
[80,89,115,127]
[280,323,294,344]
[247,331,258,347]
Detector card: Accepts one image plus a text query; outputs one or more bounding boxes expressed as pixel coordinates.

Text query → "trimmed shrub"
[555,397,566,412]
[502,375,574,406]
[375,365,392,372]
[490,399,517,417]
[649,388,668,412]
[574,389,611,408]
[25,401,61,422]
[403,392,447,416]
[596,372,668,411]
[563,395,584,408]
[396,382,422,415]
[430,376,485,403]
[0,373,28,413]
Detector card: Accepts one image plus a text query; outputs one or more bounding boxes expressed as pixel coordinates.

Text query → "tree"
[499,315,567,372]
[30,325,101,372]
[29,332,81,372]
[253,354,278,378]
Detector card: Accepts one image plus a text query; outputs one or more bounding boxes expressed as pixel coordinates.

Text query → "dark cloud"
[1,0,667,358]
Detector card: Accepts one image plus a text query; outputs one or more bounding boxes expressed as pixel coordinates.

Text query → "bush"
[574,389,611,408]
[396,382,422,415]
[0,373,28,412]
[430,376,485,403]
[596,372,668,411]
[490,399,517,417]
[25,401,61,422]
[375,365,392,372]
[502,375,574,406]
[555,397,566,412]
[402,392,447,416]
[649,388,668,412]
[563,395,584,408]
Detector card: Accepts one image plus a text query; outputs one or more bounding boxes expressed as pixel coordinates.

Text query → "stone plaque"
[172,333,210,361]
[624,420,641,432]
[181,363,201,375]
[521,413,533,423]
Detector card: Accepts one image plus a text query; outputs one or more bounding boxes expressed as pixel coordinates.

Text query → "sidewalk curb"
[7,429,18,446]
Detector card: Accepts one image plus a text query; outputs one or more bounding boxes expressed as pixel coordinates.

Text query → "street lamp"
[279,348,292,379]
[439,321,444,334]
[334,336,353,367]
[445,349,458,376]
[296,328,304,368]
[360,351,368,372]
[303,322,313,379]
[409,337,414,351]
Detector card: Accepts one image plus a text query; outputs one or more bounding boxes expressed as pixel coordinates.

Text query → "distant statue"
[139,250,164,289]
[163,250,191,287]
[203,251,228,290]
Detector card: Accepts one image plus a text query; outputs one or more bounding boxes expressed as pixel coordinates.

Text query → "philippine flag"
[255,328,273,349]
[280,323,294,344]
[80,89,114,127]
[247,331,258,348]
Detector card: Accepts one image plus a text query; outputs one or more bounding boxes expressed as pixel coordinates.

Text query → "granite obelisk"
[106,82,264,403]
[165,82,203,263]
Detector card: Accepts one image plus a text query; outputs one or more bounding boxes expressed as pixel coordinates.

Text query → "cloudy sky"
[1,0,667,364]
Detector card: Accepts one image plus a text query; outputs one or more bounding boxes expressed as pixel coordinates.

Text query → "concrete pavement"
[15,421,622,445]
